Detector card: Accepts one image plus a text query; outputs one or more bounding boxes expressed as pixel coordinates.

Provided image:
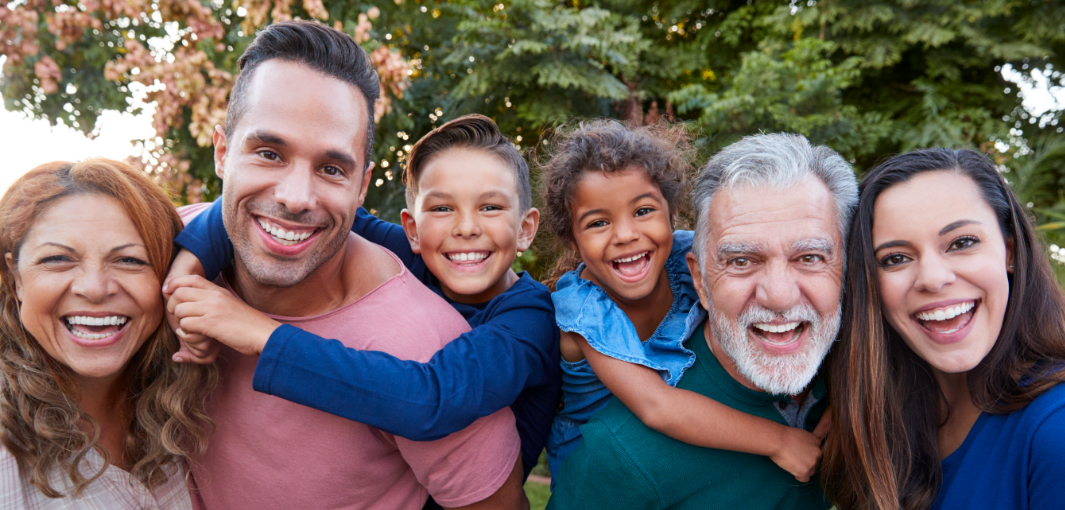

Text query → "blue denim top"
[546,230,701,478]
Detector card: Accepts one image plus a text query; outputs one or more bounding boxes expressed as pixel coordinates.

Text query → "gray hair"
[691,133,858,266]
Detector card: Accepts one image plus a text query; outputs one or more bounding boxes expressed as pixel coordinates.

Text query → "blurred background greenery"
[3,0,1063,283]
[3,0,1062,504]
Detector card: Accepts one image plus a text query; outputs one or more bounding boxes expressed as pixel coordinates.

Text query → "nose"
[71,266,116,303]
[452,208,482,238]
[914,253,955,293]
[273,164,316,214]
[755,260,801,312]
[612,217,640,245]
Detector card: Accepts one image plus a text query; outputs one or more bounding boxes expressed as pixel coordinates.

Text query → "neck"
[230,235,354,317]
[933,369,982,459]
[593,268,674,340]
[70,370,131,470]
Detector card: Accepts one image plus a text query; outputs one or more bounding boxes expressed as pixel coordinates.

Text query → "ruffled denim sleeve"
[552,230,699,387]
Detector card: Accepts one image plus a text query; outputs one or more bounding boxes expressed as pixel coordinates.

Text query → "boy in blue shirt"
[164,114,560,481]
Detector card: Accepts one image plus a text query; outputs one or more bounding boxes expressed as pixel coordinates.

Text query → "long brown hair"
[822,149,1065,509]
[0,159,217,497]
[537,119,693,289]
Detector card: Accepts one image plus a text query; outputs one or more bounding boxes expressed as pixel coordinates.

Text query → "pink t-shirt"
[178,204,520,510]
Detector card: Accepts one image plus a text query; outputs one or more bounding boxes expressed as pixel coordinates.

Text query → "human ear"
[400,209,421,254]
[213,125,228,180]
[356,162,375,209]
[5,253,22,303]
[516,207,540,252]
[685,251,711,310]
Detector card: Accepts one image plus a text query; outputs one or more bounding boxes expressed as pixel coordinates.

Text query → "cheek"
[126,276,165,330]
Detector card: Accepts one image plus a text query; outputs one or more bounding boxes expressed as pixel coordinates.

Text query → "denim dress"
[546,230,701,482]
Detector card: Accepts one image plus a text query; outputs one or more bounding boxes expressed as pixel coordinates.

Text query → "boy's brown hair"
[403,114,531,211]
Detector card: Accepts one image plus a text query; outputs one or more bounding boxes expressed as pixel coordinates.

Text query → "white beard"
[709,300,840,395]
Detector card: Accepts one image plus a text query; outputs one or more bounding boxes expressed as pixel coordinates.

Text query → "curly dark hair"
[537,119,694,288]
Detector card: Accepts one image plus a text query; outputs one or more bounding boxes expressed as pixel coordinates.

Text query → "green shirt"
[546,321,830,510]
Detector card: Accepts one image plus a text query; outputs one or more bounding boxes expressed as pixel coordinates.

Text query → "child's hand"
[163,249,217,363]
[165,274,281,357]
[769,411,830,483]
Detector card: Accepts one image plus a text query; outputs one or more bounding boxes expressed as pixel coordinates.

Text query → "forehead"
[872,171,995,240]
[418,148,520,197]
[572,168,663,210]
[708,176,840,248]
[236,60,369,158]
[22,194,143,252]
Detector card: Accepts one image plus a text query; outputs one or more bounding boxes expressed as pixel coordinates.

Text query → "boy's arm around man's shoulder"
[251,276,560,440]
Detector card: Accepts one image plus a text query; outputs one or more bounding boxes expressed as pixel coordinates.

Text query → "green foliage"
[3,0,1064,283]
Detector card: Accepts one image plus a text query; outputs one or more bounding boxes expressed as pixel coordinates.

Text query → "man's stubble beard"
[707,286,841,396]
[222,190,349,289]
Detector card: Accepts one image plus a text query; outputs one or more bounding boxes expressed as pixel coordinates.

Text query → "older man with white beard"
[547,133,857,510]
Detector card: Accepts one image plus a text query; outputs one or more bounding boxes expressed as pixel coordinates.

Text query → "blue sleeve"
[251,287,558,440]
[1028,405,1065,508]
[351,207,417,267]
[174,199,232,280]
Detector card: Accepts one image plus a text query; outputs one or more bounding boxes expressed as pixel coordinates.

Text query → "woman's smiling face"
[7,194,163,384]
[872,171,1013,376]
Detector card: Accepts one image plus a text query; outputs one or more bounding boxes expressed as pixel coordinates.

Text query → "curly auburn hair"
[0,159,217,497]
[537,119,694,289]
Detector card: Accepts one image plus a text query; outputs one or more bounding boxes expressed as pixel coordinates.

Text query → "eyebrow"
[246,130,287,147]
[423,190,454,201]
[792,238,834,254]
[479,190,510,201]
[35,242,145,254]
[874,220,983,253]
[717,242,763,258]
[577,208,607,224]
[324,150,357,169]
[939,219,980,236]
[576,193,660,224]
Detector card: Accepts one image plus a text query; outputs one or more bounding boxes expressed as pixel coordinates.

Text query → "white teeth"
[613,252,648,264]
[65,316,128,340]
[66,316,128,327]
[447,252,488,263]
[916,301,975,322]
[753,322,801,334]
[258,218,313,245]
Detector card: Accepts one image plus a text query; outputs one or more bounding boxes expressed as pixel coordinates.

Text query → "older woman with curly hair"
[0,159,216,508]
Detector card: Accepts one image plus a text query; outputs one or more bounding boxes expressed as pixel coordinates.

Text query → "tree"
[3,0,1064,279]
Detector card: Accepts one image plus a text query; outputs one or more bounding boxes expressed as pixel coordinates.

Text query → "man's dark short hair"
[403,114,532,211]
[225,20,380,167]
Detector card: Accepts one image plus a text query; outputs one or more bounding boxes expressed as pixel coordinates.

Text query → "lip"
[913,298,977,315]
[253,215,321,257]
[442,251,493,273]
[749,322,807,355]
[912,299,980,345]
[61,312,130,349]
[609,249,653,284]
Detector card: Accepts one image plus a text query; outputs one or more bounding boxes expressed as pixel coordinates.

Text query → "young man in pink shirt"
[165,20,524,509]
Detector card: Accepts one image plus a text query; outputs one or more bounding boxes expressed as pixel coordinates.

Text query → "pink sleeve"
[394,407,520,507]
[177,202,212,226]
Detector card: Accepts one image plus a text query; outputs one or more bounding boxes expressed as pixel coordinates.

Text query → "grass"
[524,480,550,510]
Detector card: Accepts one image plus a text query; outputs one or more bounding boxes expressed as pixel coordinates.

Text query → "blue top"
[933,381,1065,510]
[175,201,561,477]
[546,230,701,477]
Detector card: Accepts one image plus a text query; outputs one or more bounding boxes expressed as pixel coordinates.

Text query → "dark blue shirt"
[175,201,561,477]
[933,381,1065,509]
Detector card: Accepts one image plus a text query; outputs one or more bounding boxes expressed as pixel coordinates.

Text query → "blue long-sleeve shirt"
[175,201,561,476]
